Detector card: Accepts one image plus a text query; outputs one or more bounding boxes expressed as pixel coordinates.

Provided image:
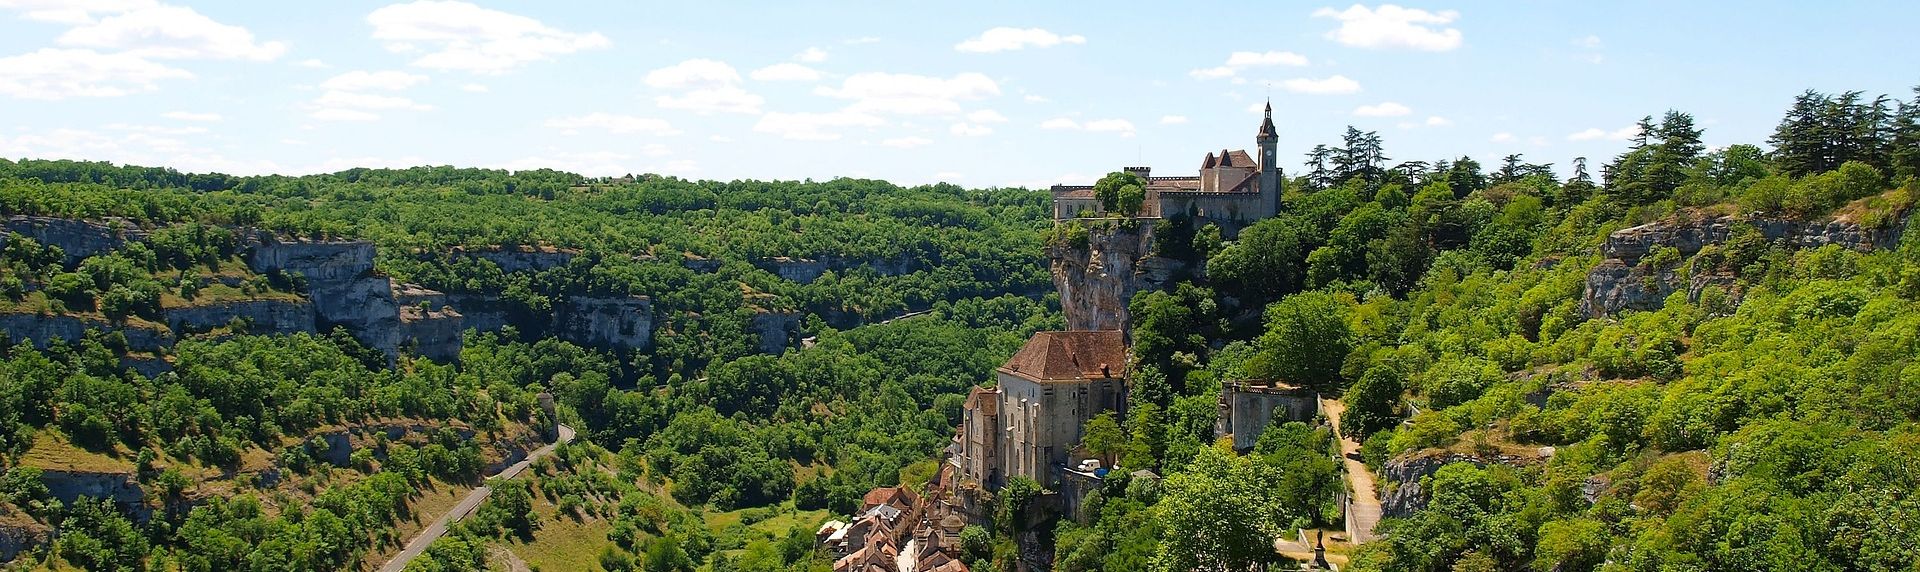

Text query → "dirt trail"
[1320,399,1381,544]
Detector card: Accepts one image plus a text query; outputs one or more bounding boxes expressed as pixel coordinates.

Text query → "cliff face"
[752,310,800,354]
[245,239,401,355]
[1048,221,1190,331]
[554,295,652,350]
[451,245,578,273]
[1379,451,1545,517]
[1,215,148,264]
[0,313,172,351]
[163,299,317,336]
[1581,210,1912,316]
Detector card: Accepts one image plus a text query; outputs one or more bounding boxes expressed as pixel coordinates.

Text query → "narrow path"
[1320,399,1382,544]
[378,424,575,572]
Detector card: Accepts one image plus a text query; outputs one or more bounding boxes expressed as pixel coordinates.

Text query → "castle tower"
[1257,100,1281,217]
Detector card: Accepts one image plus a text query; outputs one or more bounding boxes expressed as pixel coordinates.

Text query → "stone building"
[955,330,1127,490]
[1050,103,1283,233]
[1214,380,1321,451]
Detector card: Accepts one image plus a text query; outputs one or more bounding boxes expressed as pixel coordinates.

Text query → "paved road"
[378,424,575,572]
[1320,399,1382,544]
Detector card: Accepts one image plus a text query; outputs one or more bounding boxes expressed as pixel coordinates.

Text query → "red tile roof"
[998,331,1126,382]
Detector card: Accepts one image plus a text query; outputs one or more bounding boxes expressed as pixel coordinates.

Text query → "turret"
[1257,100,1281,216]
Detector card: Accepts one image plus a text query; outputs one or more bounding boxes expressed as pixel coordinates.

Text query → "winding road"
[378,424,575,572]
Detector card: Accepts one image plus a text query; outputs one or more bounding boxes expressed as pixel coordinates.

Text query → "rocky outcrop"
[450,245,578,273]
[1380,451,1544,517]
[1581,210,1913,316]
[752,310,800,354]
[762,257,829,283]
[245,238,401,356]
[554,295,652,350]
[758,255,921,283]
[35,469,147,520]
[162,299,316,336]
[0,216,147,264]
[398,304,463,362]
[1048,221,1191,331]
[0,511,49,564]
[0,313,172,352]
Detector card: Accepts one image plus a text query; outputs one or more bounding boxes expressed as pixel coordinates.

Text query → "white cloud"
[750,62,821,82]
[1191,50,1310,80]
[366,0,610,74]
[297,58,329,68]
[1281,74,1361,94]
[162,110,220,121]
[1352,101,1411,117]
[460,83,488,92]
[794,47,828,62]
[880,136,932,148]
[1160,115,1188,125]
[966,109,1007,123]
[0,0,156,25]
[1567,124,1641,141]
[0,48,192,99]
[53,4,284,60]
[543,113,681,136]
[954,27,1086,53]
[1490,132,1515,143]
[308,108,379,121]
[843,36,880,45]
[1425,115,1451,126]
[1040,117,1133,136]
[646,60,762,114]
[950,122,992,137]
[752,110,884,141]
[1313,4,1463,52]
[815,72,999,116]
[104,122,206,135]
[645,58,741,89]
[320,70,428,91]
[313,90,431,111]
[654,86,763,114]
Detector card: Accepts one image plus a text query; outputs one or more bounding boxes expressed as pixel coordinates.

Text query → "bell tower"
[1256,100,1281,216]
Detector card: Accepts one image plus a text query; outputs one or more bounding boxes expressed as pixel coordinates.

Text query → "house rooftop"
[998,330,1126,382]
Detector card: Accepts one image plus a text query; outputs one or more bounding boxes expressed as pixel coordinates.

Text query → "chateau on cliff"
[1050,102,1283,232]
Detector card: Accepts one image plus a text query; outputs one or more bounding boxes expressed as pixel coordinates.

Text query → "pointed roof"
[1201,152,1216,169]
[998,331,1127,382]
[1259,100,1277,138]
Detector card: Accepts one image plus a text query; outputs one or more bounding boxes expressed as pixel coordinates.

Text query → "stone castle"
[1050,102,1283,232]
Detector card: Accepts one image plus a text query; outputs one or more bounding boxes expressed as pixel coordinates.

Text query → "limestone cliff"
[1048,221,1191,331]
[245,238,402,355]
[1,215,147,264]
[450,245,578,273]
[162,299,317,336]
[0,313,172,351]
[554,295,653,350]
[752,310,800,354]
[1580,209,1912,316]
[1379,450,1545,517]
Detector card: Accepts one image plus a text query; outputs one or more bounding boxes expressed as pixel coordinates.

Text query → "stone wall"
[1580,209,1912,316]
[1048,221,1191,331]
[1,215,148,264]
[1215,383,1320,451]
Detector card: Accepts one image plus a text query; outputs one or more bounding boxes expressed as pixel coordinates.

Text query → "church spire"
[1258,98,1277,138]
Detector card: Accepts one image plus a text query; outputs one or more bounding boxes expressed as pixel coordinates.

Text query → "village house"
[954,330,1128,491]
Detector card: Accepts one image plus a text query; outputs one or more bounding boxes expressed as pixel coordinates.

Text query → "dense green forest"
[1038,86,1920,572]
[2,84,1918,572]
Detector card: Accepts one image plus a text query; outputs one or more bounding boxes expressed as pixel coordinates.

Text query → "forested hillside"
[1038,86,1920,572]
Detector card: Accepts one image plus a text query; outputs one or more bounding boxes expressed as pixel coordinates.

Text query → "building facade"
[1050,103,1283,233]
[955,330,1128,490]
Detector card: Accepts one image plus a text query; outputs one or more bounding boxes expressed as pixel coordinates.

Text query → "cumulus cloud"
[814,72,999,116]
[56,3,286,60]
[794,47,828,62]
[1490,132,1515,143]
[1313,4,1463,51]
[1190,50,1310,80]
[950,122,992,137]
[1425,115,1451,126]
[646,59,763,114]
[966,109,1007,123]
[879,136,932,148]
[1281,74,1361,94]
[320,70,428,91]
[1566,124,1641,141]
[0,48,192,99]
[1039,117,1134,136]
[367,0,610,74]
[162,110,220,121]
[954,27,1085,53]
[749,62,821,82]
[297,58,329,68]
[752,110,884,141]
[543,113,681,136]
[1352,101,1410,117]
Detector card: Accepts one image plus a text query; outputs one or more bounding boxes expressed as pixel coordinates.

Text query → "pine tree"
[1305,145,1334,190]
[1892,87,1920,178]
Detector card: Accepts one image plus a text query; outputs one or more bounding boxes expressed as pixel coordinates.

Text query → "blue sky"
[1,1,1915,187]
